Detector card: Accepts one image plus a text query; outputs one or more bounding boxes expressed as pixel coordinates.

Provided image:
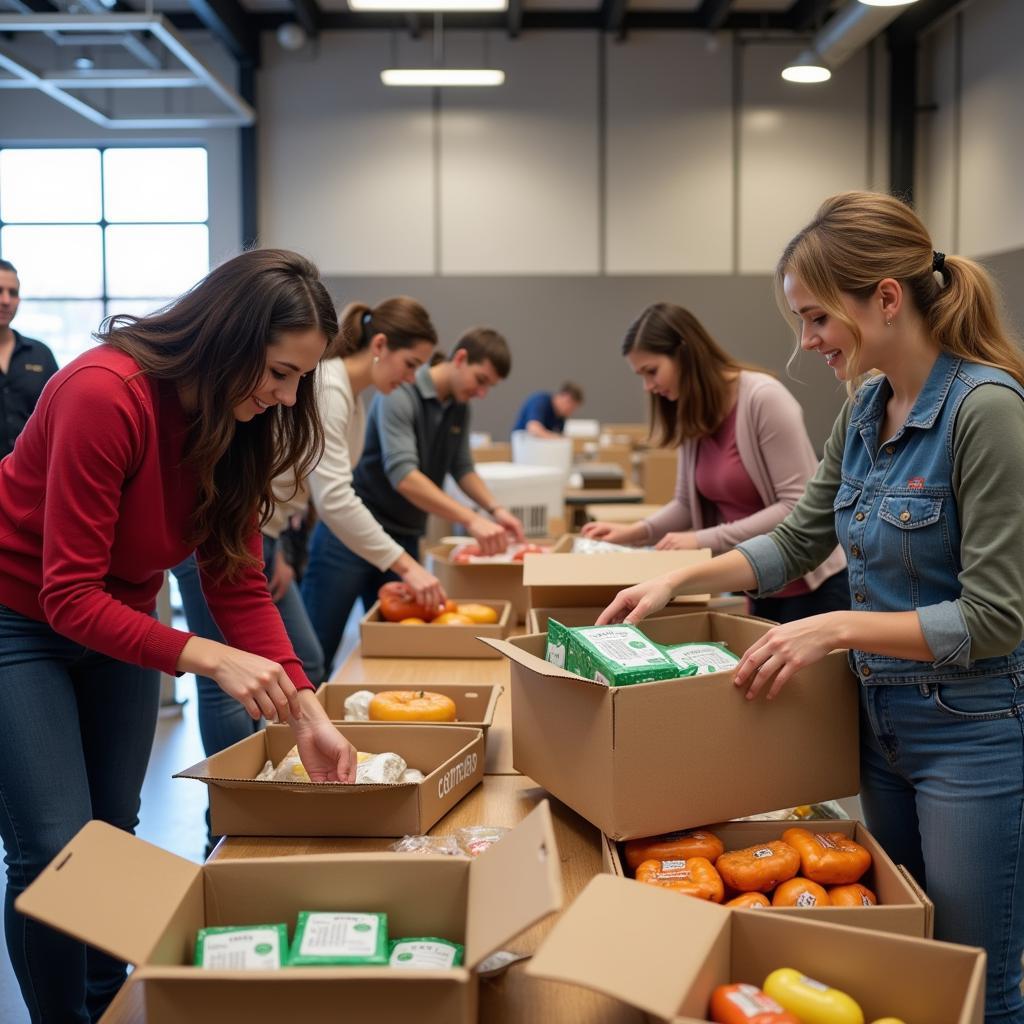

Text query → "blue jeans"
[171,534,325,760]
[301,522,419,675]
[0,604,160,1024]
[859,677,1024,1024]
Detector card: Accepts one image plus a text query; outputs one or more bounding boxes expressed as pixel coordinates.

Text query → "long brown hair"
[622,303,764,446]
[99,248,337,580]
[777,191,1024,392]
[326,296,437,359]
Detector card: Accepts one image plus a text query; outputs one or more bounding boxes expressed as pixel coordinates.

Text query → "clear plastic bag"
[456,825,510,857]
[389,834,463,856]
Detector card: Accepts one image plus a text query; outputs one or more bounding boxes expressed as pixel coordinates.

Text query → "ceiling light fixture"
[781,54,832,83]
[857,0,918,6]
[381,68,504,86]
[354,0,506,9]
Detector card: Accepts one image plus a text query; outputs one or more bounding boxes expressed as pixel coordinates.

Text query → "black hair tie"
[932,250,946,274]
[362,311,372,326]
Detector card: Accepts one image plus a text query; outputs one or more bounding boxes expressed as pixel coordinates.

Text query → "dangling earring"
[886,319,893,327]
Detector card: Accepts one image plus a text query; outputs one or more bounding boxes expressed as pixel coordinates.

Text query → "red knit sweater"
[0,345,311,689]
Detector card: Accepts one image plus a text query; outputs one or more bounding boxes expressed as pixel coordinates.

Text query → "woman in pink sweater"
[583,302,847,622]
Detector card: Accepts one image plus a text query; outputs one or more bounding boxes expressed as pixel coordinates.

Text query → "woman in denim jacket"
[600,191,1024,1024]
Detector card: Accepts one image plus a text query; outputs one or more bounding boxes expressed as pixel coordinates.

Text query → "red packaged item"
[710,982,802,1023]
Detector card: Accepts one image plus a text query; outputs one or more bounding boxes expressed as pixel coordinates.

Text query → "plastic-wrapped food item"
[401,768,425,784]
[661,641,740,676]
[255,747,408,785]
[389,936,464,969]
[343,689,375,721]
[731,800,847,823]
[569,623,679,687]
[456,825,510,857]
[195,923,288,969]
[287,911,389,966]
[571,536,654,555]
[390,834,463,856]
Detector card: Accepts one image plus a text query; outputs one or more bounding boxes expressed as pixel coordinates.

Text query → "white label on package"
[297,913,380,958]
[200,928,283,970]
[546,642,566,668]
[390,940,460,969]
[578,628,665,667]
[664,643,740,673]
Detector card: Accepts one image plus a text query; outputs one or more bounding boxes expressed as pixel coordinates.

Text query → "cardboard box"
[470,441,511,463]
[523,535,710,609]
[18,804,563,1024]
[639,447,678,504]
[603,819,934,938]
[528,874,984,1024]
[482,611,860,839]
[427,543,559,625]
[601,422,651,445]
[360,600,511,659]
[526,604,705,634]
[174,723,485,837]
[316,682,503,735]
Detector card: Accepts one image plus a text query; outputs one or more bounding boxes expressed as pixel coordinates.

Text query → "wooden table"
[582,502,664,524]
[330,649,516,775]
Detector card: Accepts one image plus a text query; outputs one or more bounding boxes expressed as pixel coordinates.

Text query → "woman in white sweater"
[301,297,445,671]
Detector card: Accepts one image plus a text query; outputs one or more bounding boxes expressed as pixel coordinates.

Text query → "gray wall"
[324,272,849,450]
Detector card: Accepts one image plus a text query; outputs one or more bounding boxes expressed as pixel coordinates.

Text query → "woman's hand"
[493,507,526,543]
[179,636,303,722]
[290,690,358,783]
[398,559,447,614]
[654,531,698,551]
[732,613,844,701]
[596,575,676,625]
[580,521,644,545]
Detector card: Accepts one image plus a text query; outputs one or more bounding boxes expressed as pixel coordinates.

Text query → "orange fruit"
[432,612,475,625]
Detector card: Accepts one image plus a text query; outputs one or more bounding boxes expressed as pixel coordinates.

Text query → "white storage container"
[445,462,564,537]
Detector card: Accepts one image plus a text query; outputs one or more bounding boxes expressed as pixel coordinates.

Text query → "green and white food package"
[660,641,740,676]
[287,911,388,966]
[570,624,679,687]
[388,937,465,969]
[194,923,288,969]
[544,618,576,671]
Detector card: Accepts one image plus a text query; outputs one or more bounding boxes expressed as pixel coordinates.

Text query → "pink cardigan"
[642,371,846,592]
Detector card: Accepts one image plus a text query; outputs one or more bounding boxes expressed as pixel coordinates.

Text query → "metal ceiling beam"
[507,0,522,39]
[289,0,322,40]
[253,9,793,32]
[601,0,629,39]
[186,0,260,66]
[785,0,831,33]
[698,0,731,32]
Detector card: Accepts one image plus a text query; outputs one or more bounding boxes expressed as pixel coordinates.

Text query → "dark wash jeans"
[300,521,420,676]
[0,603,160,1023]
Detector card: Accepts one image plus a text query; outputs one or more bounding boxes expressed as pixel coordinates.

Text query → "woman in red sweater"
[0,248,356,1022]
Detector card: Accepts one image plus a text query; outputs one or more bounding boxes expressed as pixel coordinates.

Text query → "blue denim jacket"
[743,351,1024,685]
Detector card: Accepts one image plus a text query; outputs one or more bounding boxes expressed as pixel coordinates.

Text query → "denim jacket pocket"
[878,495,943,530]
[832,481,861,512]
[932,675,1022,720]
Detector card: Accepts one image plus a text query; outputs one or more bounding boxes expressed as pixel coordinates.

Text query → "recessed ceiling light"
[353,0,506,10]
[381,68,505,87]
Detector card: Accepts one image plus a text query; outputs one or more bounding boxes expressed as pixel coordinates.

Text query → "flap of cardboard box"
[897,863,935,936]
[522,549,709,588]
[465,801,563,968]
[526,874,727,1021]
[477,635,590,684]
[14,820,202,966]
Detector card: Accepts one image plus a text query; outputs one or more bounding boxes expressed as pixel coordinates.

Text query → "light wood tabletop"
[329,647,517,775]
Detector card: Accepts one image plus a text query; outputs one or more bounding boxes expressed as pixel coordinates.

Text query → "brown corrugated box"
[528,874,984,1024]
[482,611,860,839]
[522,535,711,608]
[639,447,678,504]
[174,722,484,837]
[317,682,502,736]
[526,603,704,634]
[360,599,511,658]
[426,541,559,625]
[603,819,934,938]
[18,804,563,1024]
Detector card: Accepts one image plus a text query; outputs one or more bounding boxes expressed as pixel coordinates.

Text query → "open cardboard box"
[174,723,484,837]
[603,819,934,938]
[18,804,563,1024]
[317,682,502,735]
[528,875,984,1024]
[523,534,710,608]
[482,611,860,839]
[360,599,511,659]
[426,540,559,625]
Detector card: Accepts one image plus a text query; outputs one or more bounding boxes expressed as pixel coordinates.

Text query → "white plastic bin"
[445,462,565,537]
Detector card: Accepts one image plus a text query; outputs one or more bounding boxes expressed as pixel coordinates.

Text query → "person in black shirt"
[0,260,59,461]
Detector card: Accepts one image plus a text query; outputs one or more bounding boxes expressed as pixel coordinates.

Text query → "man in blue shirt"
[512,381,584,438]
